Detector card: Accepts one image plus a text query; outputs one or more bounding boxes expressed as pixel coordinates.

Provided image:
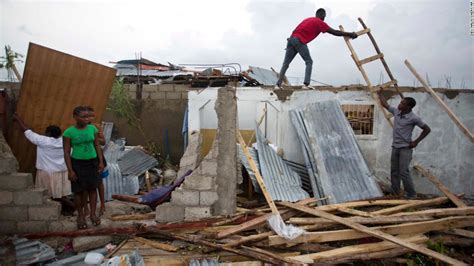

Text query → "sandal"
[77,217,88,230]
[90,216,101,226]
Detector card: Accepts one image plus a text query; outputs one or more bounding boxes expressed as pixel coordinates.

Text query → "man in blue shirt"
[377,91,431,198]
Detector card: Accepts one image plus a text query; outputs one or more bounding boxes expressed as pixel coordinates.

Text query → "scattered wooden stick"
[110,213,155,221]
[414,164,467,207]
[371,196,450,215]
[134,237,179,252]
[279,201,468,265]
[105,238,128,259]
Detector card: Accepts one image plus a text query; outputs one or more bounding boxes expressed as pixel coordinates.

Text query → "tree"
[0,45,24,82]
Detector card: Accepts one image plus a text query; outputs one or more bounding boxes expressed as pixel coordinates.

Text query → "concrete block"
[166,92,182,100]
[158,84,175,92]
[174,85,189,92]
[49,219,77,232]
[143,84,158,92]
[73,235,112,252]
[28,202,61,220]
[171,188,199,206]
[200,160,218,176]
[127,84,136,92]
[181,92,188,99]
[142,91,151,99]
[183,175,215,191]
[155,202,185,223]
[17,221,48,233]
[0,221,17,235]
[0,173,33,190]
[128,91,137,99]
[179,154,198,168]
[200,191,218,205]
[0,190,13,205]
[0,155,18,174]
[13,188,46,205]
[185,206,211,220]
[0,206,27,221]
[149,91,166,100]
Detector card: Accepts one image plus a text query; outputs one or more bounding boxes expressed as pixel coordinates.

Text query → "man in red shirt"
[276,8,358,89]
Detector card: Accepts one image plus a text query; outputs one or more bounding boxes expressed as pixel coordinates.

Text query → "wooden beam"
[355,28,370,36]
[405,59,474,143]
[371,196,449,215]
[391,207,474,217]
[289,214,433,226]
[237,131,279,215]
[289,235,428,263]
[414,164,467,207]
[110,213,155,221]
[270,216,473,246]
[337,207,377,217]
[313,199,417,212]
[358,53,384,66]
[443,229,474,239]
[134,237,179,252]
[223,231,274,248]
[277,202,468,265]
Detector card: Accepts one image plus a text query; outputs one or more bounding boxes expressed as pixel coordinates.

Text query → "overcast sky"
[1,0,472,88]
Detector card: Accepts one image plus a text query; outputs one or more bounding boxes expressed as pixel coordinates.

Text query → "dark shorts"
[71,157,100,193]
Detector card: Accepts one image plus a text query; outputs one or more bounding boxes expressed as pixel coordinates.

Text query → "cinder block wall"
[103,84,189,164]
[0,133,61,235]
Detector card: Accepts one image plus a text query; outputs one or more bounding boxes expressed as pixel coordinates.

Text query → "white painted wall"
[188,87,474,197]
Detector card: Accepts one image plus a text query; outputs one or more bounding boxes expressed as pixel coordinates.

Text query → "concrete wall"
[188,86,474,197]
[103,83,188,163]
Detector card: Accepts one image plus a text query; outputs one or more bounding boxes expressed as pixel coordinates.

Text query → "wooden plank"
[355,28,370,36]
[270,216,473,246]
[405,59,474,143]
[223,231,274,248]
[216,197,315,239]
[237,131,279,215]
[391,207,474,217]
[289,235,427,263]
[375,79,398,90]
[289,215,433,226]
[110,213,155,221]
[337,207,377,217]
[134,237,179,252]
[371,196,449,215]
[9,43,116,172]
[358,53,384,66]
[443,229,474,239]
[314,199,417,212]
[278,201,468,265]
[414,164,467,207]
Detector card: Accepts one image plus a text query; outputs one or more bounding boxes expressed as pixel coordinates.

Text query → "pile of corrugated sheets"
[290,99,382,204]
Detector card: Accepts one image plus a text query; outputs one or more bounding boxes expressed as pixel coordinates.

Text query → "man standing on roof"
[276,8,358,89]
[377,91,431,199]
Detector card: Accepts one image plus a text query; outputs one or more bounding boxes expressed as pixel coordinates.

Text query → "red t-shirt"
[291,17,330,44]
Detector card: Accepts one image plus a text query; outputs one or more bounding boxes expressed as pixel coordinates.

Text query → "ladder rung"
[355,28,370,36]
[377,79,397,89]
[358,53,384,66]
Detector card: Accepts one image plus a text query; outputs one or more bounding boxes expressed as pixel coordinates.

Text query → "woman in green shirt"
[63,106,104,229]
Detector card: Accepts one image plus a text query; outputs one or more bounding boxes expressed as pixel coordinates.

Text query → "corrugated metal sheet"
[9,43,116,173]
[238,144,261,193]
[103,141,139,201]
[247,66,279,85]
[102,121,114,144]
[283,159,313,197]
[296,100,383,204]
[189,258,219,266]
[256,128,309,202]
[13,238,55,265]
[290,110,326,203]
[116,69,192,78]
[117,148,158,177]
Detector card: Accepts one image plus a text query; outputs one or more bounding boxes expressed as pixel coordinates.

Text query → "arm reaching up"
[377,91,390,110]
[327,27,358,39]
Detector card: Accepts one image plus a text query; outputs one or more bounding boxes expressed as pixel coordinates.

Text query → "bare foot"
[99,206,106,217]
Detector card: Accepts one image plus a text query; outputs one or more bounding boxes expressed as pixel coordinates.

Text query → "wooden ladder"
[340,18,404,126]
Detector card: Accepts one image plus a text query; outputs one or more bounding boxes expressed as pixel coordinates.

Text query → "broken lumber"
[442,229,474,239]
[223,231,274,248]
[414,164,467,207]
[405,59,474,143]
[134,237,179,252]
[148,230,301,265]
[312,199,417,212]
[269,216,474,246]
[337,206,377,217]
[110,213,155,221]
[391,207,474,217]
[278,201,468,265]
[289,235,428,264]
[371,196,450,215]
[290,214,434,226]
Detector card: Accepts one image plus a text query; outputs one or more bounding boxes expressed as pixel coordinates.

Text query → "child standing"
[63,106,104,229]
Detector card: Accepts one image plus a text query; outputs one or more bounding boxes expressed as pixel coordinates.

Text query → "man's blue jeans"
[277,37,313,86]
[390,147,416,198]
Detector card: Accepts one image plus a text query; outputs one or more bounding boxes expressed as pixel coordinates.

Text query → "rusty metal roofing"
[238,144,262,193]
[247,66,279,86]
[293,100,383,204]
[256,128,309,202]
[13,238,55,265]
